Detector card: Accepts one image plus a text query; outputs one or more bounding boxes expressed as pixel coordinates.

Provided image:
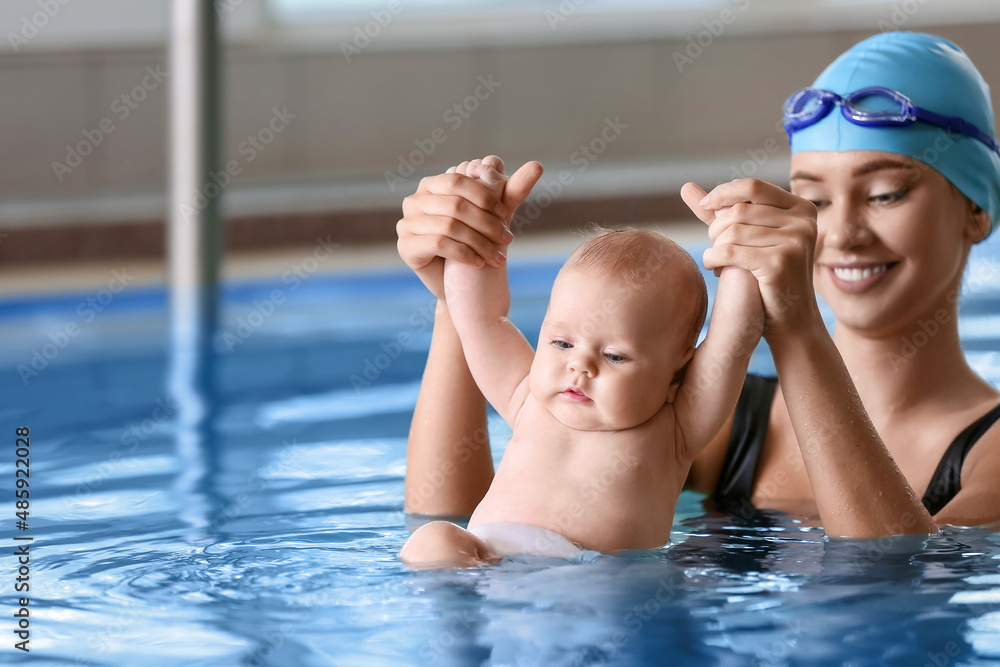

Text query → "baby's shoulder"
[512,391,544,429]
[644,401,680,434]
[622,404,685,461]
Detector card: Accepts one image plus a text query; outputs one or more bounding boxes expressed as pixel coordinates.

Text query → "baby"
[400,158,763,568]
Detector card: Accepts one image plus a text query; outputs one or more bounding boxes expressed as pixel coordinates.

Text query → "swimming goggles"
[782,86,1000,153]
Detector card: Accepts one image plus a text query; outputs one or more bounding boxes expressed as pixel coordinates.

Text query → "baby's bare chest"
[517,396,667,458]
[489,400,679,503]
[471,401,684,549]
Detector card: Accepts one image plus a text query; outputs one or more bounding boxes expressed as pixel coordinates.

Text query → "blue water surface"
[1,236,1000,666]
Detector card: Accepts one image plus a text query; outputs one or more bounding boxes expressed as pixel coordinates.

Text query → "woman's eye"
[604,352,626,363]
[551,340,572,349]
[870,189,907,205]
[792,191,827,209]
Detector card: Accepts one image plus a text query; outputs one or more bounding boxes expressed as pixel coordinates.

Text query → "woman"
[396,32,1000,537]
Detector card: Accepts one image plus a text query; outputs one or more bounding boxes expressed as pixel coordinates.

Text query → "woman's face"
[789,150,981,338]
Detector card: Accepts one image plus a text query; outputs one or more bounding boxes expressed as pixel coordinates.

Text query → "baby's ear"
[664,346,697,404]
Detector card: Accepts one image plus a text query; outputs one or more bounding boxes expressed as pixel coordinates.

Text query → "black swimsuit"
[713,374,1000,515]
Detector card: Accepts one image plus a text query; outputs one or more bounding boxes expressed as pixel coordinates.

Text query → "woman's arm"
[687,179,938,537]
[404,300,494,516]
[398,159,544,516]
[767,315,938,537]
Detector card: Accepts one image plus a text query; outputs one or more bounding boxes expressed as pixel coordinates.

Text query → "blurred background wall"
[2,0,999,265]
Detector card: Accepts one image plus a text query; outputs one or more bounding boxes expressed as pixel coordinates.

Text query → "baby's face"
[528,267,695,432]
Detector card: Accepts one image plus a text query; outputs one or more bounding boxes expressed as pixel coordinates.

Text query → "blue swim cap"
[789,32,1000,237]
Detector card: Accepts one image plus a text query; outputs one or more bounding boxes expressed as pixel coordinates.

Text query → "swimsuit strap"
[713,374,778,509]
[921,400,1000,515]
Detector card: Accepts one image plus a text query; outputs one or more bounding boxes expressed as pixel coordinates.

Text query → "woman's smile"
[823,260,899,292]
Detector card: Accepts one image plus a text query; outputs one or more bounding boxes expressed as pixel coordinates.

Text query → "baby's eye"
[604,352,626,363]
[551,340,572,350]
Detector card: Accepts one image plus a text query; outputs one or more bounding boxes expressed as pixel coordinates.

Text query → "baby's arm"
[443,159,534,427]
[674,266,764,457]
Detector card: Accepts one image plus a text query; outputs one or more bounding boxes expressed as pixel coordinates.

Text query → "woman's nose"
[821,202,874,250]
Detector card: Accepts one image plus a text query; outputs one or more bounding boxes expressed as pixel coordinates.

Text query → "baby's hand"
[442,157,510,308]
[447,156,507,204]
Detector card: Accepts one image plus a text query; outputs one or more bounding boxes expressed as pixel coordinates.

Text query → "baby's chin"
[543,402,654,433]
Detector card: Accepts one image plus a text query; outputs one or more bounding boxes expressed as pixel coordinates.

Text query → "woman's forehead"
[790,150,925,182]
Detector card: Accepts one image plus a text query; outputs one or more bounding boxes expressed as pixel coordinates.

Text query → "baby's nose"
[568,354,596,376]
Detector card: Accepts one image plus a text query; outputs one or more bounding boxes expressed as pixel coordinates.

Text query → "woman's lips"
[561,387,591,403]
[825,262,897,292]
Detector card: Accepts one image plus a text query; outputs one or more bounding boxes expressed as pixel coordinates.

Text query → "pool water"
[2,236,1000,667]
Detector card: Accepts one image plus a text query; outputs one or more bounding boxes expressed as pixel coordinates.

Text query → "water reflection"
[169,313,225,541]
[403,513,1000,666]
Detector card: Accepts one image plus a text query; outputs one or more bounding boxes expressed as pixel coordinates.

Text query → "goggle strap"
[914,107,1000,153]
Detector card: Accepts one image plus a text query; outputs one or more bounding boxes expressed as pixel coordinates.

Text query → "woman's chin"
[828,303,915,340]
[819,283,900,333]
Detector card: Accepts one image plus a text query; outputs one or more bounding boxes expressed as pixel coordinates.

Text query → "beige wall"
[2,21,999,226]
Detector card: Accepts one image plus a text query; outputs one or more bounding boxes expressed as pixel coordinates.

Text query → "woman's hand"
[681,179,821,341]
[398,156,544,299]
[684,178,939,537]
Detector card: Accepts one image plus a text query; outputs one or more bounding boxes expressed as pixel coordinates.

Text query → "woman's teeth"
[832,265,887,282]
